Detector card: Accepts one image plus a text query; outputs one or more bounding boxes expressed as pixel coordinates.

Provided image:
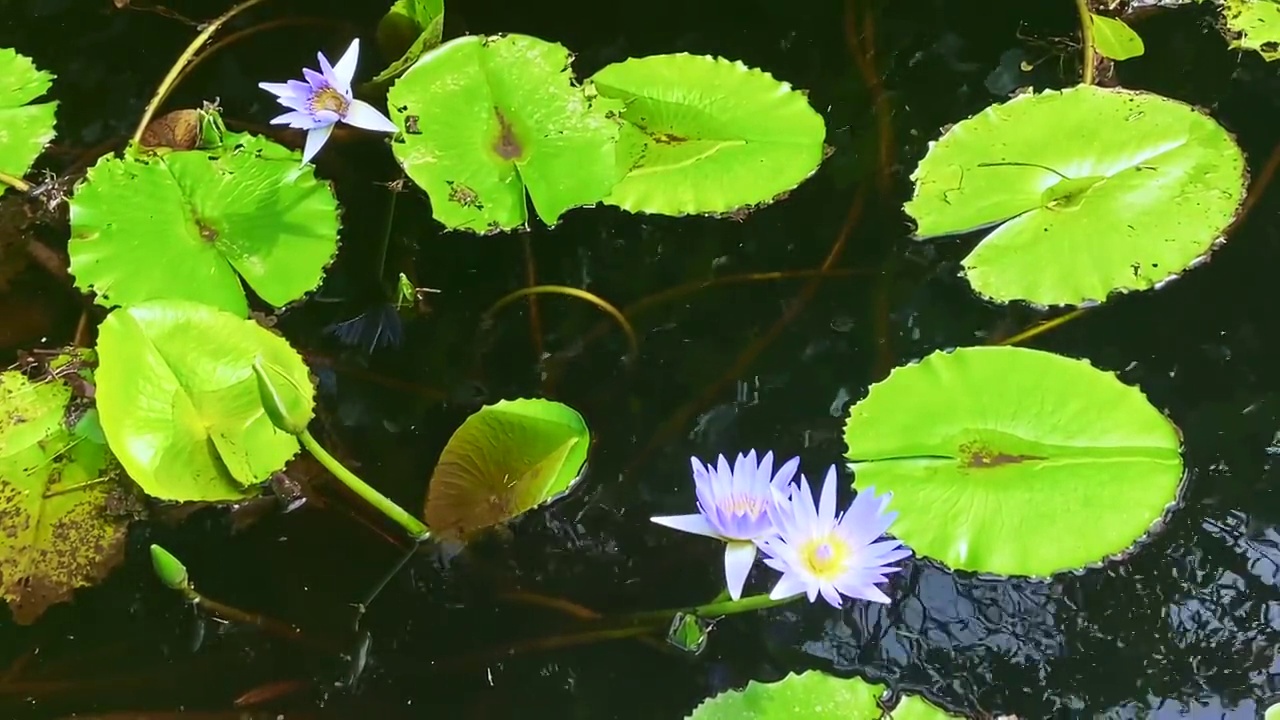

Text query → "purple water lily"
[761,466,910,608]
[651,451,800,600]
[258,39,398,164]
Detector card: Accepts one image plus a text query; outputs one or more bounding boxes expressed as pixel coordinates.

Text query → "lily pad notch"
[904,84,1246,307]
[387,33,626,233]
[843,346,1184,578]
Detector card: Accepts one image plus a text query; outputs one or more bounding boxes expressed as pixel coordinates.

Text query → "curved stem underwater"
[298,428,430,540]
[0,170,32,194]
[131,0,274,146]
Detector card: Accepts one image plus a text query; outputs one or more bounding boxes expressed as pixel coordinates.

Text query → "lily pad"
[1091,13,1145,61]
[843,346,1184,577]
[904,85,1246,306]
[0,48,57,196]
[372,0,445,85]
[68,129,341,316]
[387,33,625,233]
[1219,0,1280,60]
[0,352,132,624]
[95,299,315,502]
[424,398,589,540]
[687,672,959,720]
[590,53,827,216]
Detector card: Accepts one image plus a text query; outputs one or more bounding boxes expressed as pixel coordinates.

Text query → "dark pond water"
[5,0,1280,717]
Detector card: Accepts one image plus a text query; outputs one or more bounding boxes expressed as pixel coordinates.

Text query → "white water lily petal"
[301,123,334,165]
[723,541,757,600]
[651,513,722,539]
[330,38,361,94]
[345,100,399,133]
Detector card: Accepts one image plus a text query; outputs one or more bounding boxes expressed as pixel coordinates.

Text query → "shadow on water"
[4,0,1280,717]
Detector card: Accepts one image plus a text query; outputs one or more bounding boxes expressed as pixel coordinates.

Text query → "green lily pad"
[387,33,625,233]
[0,351,132,624]
[1091,13,1145,60]
[424,398,589,540]
[372,0,445,85]
[0,48,57,196]
[95,299,315,502]
[68,129,341,316]
[904,85,1246,306]
[687,672,959,720]
[843,346,1184,577]
[590,53,827,216]
[1219,0,1280,60]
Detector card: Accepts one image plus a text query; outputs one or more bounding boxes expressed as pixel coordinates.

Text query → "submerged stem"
[298,428,430,540]
[131,0,273,147]
[618,592,801,626]
[1076,0,1096,85]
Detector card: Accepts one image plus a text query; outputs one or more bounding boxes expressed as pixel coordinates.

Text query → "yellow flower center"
[722,493,766,519]
[800,535,848,578]
[310,87,349,116]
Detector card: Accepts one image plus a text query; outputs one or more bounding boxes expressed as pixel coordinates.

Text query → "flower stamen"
[310,87,350,116]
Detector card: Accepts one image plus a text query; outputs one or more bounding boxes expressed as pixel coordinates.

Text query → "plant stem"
[0,170,31,194]
[298,428,430,540]
[1076,0,1096,85]
[130,0,273,147]
[617,592,802,626]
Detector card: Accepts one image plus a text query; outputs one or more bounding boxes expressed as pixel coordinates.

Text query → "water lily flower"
[761,466,910,608]
[258,39,398,164]
[651,451,800,600]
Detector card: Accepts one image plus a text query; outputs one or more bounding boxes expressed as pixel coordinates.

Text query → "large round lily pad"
[1220,0,1280,61]
[424,398,589,540]
[387,33,625,232]
[0,351,132,624]
[95,299,315,502]
[843,346,1184,577]
[687,672,958,720]
[0,48,57,195]
[590,53,827,216]
[904,85,1246,306]
[68,130,341,316]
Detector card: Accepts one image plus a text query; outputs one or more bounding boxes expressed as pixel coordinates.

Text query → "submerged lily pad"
[0,48,57,195]
[687,672,958,720]
[1220,0,1280,60]
[904,85,1246,306]
[843,346,1184,577]
[590,54,827,216]
[372,0,445,85]
[68,130,341,316]
[0,352,132,624]
[388,34,624,232]
[424,398,589,540]
[95,299,315,502]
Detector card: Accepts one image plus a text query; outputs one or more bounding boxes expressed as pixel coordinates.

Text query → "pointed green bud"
[150,544,190,592]
[253,356,313,436]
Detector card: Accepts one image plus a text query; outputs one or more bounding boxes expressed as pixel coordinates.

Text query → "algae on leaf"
[0,353,132,624]
[843,346,1184,577]
[905,85,1246,306]
[687,672,960,720]
[590,53,827,216]
[425,398,589,540]
[0,48,57,196]
[95,300,315,502]
[68,129,340,316]
[387,34,625,232]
